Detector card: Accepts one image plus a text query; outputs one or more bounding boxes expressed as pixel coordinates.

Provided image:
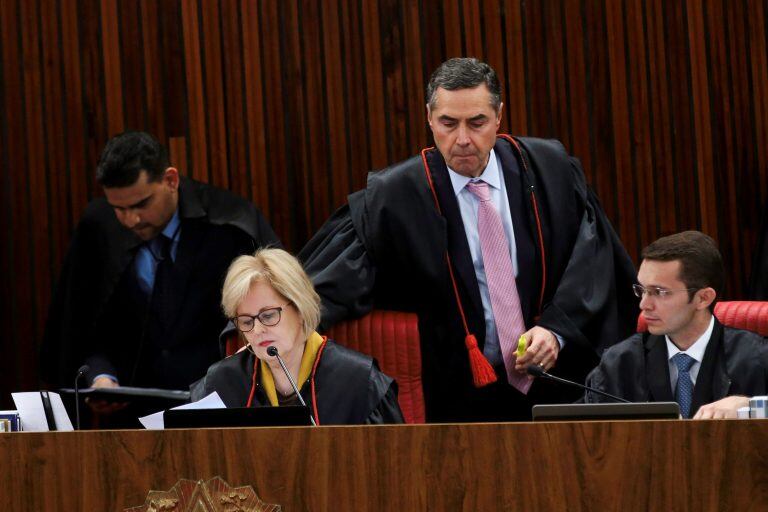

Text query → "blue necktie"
[672,353,696,418]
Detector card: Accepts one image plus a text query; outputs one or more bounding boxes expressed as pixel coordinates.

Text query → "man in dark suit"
[41,131,280,394]
[584,231,768,418]
[301,58,638,422]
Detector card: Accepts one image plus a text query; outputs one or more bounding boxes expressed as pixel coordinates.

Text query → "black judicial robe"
[41,177,280,389]
[300,135,638,422]
[190,339,404,425]
[583,319,768,410]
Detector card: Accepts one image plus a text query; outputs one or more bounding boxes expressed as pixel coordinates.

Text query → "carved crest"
[124,476,281,512]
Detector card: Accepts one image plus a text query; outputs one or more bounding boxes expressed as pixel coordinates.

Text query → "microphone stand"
[267,346,317,426]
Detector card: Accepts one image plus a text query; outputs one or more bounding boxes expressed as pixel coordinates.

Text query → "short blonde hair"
[221,248,321,338]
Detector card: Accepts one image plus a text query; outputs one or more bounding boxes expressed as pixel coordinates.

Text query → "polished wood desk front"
[1,420,766,511]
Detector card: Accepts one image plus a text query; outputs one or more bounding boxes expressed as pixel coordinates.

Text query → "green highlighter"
[516,335,527,357]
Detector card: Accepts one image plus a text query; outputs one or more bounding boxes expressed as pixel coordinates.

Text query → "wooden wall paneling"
[441,0,463,58]
[220,0,248,199]
[20,0,50,346]
[402,0,427,154]
[605,0,639,259]
[339,1,372,192]
[379,0,410,164]
[625,0,655,251]
[501,0,528,135]
[544,1,570,152]
[60,0,88,228]
[241,0,270,214]
[200,0,229,190]
[156,0,189,138]
[258,0,290,242]
[563,0,592,180]
[583,0,618,223]
[461,0,483,58]
[39,0,68,273]
[118,0,148,131]
[361,0,389,170]
[748,0,768,204]
[1,0,32,400]
[101,0,125,135]
[298,0,331,234]
[180,0,208,182]
[320,0,351,209]
[686,1,716,236]
[140,0,167,143]
[521,1,551,138]
[644,0,676,238]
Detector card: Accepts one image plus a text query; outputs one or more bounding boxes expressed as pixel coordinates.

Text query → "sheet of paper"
[139,391,225,430]
[11,391,74,432]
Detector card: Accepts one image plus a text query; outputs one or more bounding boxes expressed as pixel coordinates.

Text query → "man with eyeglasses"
[583,231,768,418]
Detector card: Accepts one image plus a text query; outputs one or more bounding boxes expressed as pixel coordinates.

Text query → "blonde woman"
[191,248,403,425]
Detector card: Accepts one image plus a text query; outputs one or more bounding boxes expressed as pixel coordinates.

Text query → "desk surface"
[2,419,767,511]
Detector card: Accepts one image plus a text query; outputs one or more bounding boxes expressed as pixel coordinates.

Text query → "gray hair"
[426,57,502,111]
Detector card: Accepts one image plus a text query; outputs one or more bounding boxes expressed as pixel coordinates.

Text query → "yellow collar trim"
[260,331,325,406]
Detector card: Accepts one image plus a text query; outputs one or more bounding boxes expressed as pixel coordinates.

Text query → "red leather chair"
[637,301,768,335]
[326,310,426,424]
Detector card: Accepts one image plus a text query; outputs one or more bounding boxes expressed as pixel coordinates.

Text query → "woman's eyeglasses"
[233,303,290,332]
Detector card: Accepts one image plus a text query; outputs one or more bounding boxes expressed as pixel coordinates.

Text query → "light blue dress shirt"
[447,149,563,366]
[134,210,181,295]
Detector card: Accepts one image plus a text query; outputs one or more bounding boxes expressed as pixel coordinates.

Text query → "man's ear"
[495,102,504,129]
[163,167,180,190]
[695,287,716,310]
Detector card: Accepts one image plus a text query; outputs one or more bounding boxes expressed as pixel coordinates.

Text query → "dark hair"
[96,131,170,188]
[641,231,724,308]
[426,57,502,111]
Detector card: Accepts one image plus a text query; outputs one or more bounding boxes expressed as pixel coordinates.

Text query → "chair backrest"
[326,310,426,424]
[636,301,768,336]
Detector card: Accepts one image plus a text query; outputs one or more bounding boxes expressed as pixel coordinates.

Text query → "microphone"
[266,346,316,426]
[526,364,631,403]
[74,364,90,430]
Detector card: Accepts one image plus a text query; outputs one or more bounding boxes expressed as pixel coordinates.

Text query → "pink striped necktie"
[465,180,531,394]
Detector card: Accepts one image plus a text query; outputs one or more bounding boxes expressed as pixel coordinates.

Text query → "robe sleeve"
[364,361,405,424]
[299,201,376,329]
[535,158,639,355]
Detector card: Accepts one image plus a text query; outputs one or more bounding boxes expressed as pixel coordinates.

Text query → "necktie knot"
[672,352,695,372]
[465,180,491,202]
[153,234,172,262]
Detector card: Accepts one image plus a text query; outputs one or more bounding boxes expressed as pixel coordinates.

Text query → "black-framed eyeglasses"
[632,284,698,299]
[233,303,290,332]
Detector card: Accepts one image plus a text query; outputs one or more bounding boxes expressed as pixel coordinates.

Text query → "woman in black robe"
[191,248,404,425]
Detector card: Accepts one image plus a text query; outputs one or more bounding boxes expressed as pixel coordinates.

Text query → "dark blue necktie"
[672,353,695,418]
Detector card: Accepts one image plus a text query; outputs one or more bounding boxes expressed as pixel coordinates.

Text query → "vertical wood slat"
[3,0,768,404]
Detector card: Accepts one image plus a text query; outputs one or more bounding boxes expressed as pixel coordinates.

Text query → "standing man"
[42,131,280,391]
[584,231,768,418]
[301,58,637,422]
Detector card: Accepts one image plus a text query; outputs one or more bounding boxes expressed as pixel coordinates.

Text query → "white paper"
[11,391,74,432]
[139,391,225,430]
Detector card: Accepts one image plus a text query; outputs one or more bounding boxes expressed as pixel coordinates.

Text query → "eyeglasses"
[632,284,698,299]
[233,303,290,332]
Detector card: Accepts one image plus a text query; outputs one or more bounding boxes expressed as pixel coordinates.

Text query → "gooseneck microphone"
[266,346,316,426]
[74,364,90,430]
[526,364,631,403]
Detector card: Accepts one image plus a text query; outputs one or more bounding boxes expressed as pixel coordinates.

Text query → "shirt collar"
[447,149,501,196]
[161,209,181,240]
[665,314,715,363]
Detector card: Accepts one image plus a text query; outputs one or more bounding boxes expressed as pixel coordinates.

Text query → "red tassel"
[464,334,497,387]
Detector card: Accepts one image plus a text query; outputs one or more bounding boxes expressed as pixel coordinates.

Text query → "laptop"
[532,402,680,421]
[163,405,313,428]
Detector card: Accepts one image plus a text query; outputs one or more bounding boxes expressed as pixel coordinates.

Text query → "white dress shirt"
[665,315,715,393]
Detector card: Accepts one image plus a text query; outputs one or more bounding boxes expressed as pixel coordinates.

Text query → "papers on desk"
[139,391,225,430]
[11,392,74,432]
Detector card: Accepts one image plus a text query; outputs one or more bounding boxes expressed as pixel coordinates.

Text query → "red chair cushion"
[636,301,768,336]
[326,310,425,424]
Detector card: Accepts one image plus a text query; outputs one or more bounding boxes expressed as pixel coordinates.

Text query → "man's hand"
[514,326,559,373]
[86,376,128,414]
[692,395,749,419]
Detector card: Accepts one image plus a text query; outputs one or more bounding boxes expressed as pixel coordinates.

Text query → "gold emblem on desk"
[124,476,281,512]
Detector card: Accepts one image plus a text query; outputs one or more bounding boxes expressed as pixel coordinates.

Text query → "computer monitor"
[163,406,313,428]
[532,402,680,421]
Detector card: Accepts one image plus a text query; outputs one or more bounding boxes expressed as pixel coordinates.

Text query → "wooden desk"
[1,420,767,510]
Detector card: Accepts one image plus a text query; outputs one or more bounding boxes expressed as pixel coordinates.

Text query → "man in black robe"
[301,58,638,422]
[41,131,280,393]
[585,231,768,419]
